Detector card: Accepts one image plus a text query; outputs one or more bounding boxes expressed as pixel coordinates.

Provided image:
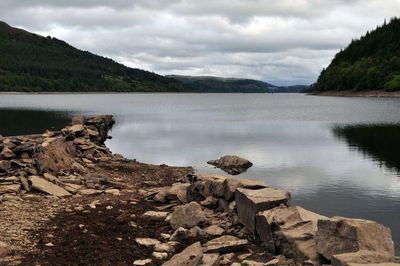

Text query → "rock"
[154,243,175,253]
[0,184,21,195]
[203,235,248,253]
[69,124,85,134]
[0,147,15,159]
[0,160,11,171]
[200,174,228,198]
[152,252,168,260]
[133,259,152,265]
[35,138,76,173]
[316,217,395,260]
[29,176,71,197]
[223,177,267,201]
[207,155,253,175]
[170,202,208,229]
[71,115,84,125]
[104,188,120,195]
[204,225,225,236]
[0,241,10,258]
[135,238,161,248]
[242,260,265,266]
[236,187,290,233]
[167,183,190,203]
[142,211,169,221]
[170,227,190,241]
[256,205,327,263]
[201,196,218,209]
[78,189,103,195]
[332,250,394,266]
[219,253,235,265]
[200,253,220,266]
[162,241,203,266]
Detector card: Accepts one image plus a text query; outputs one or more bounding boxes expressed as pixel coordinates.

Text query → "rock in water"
[207,155,253,175]
[162,242,203,266]
[169,202,207,229]
[316,217,395,260]
[236,187,290,233]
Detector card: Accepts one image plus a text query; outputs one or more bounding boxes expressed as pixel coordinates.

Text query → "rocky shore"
[0,115,399,266]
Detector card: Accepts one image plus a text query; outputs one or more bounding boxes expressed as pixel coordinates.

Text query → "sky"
[1,0,399,85]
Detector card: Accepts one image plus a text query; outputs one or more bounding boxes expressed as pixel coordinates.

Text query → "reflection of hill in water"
[333,124,400,173]
[0,109,71,136]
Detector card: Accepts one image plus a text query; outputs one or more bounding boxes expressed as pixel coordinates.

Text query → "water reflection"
[333,124,400,174]
[0,109,71,136]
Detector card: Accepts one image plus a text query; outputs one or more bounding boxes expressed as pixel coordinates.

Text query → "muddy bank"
[0,115,399,266]
[310,90,400,97]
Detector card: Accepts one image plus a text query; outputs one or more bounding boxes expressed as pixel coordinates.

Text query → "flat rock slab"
[332,250,394,266]
[170,202,207,229]
[236,187,290,233]
[316,216,395,260]
[29,175,71,197]
[223,177,267,201]
[203,235,249,253]
[142,211,169,221]
[162,241,203,266]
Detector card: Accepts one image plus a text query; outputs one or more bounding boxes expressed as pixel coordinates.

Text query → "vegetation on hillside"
[312,17,400,92]
[169,75,308,93]
[0,21,187,92]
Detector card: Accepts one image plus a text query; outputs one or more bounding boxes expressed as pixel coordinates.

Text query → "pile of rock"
[0,115,118,201]
[139,172,398,265]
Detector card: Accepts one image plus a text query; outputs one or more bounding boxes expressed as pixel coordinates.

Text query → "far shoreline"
[310,90,400,98]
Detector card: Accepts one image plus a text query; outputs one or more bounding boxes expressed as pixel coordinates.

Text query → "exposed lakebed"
[0,93,400,253]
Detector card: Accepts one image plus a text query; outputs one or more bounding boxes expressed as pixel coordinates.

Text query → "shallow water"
[0,93,399,253]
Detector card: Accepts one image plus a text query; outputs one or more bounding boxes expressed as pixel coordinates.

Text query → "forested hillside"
[0,21,187,92]
[312,17,400,92]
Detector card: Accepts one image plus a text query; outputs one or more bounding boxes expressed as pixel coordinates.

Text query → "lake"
[1,93,400,253]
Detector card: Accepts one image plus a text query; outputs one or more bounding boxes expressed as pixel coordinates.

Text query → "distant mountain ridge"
[168,75,309,93]
[0,21,187,92]
[312,17,400,92]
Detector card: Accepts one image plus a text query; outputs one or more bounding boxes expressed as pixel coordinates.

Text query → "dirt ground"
[0,160,193,266]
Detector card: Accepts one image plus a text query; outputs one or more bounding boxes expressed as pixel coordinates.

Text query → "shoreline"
[0,115,398,265]
[310,90,400,98]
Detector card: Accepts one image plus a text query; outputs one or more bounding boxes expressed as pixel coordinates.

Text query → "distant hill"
[0,21,187,92]
[312,17,400,92]
[168,75,308,93]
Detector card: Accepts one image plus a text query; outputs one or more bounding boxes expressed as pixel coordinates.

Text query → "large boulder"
[170,202,208,229]
[187,174,228,201]
[316,217,395,260]
[35,138,76,173]
[162,241,203,266]
[332,250,394,266]
[236,187,290,233]
[256,205,327,263]
[207,155,253,175]
[223,177,267,201]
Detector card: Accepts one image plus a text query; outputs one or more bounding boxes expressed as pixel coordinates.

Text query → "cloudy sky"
[1,0,399,85]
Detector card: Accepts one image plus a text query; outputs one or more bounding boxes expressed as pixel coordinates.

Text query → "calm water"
[0,93,400,253]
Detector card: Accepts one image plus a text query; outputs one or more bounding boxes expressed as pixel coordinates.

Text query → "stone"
[135,238,161,248]
[170,202,207,229]
[35,138,76,173]
[200,253,220,266]
[167,183,190,203]
[0,147,15,159]
[105,188,121,195]
[256,205,327,262]
[0,241,10,258]
[29,176,71,197]
[154,243,174,253]
[203,235,248,253]
[200,174,228,198]
[242,260,265,266]
[207,155,253,175]
[204,225,224,236]
[152,252,168,260]
[69,124,85,134]
[0,184,21,195]
[332,250,394,266]
[170,227,190,241]
[236,187,290,233]
[133,259,152,265]
[223,177,267,201]
[201,196,218,209]
[316,217,395,260]
[142,211,169,221]
[0,160,11,171]
[78,189,103,195]
[162,241,203,266]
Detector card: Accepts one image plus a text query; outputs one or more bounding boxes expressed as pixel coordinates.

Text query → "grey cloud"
[1,0,399,85]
